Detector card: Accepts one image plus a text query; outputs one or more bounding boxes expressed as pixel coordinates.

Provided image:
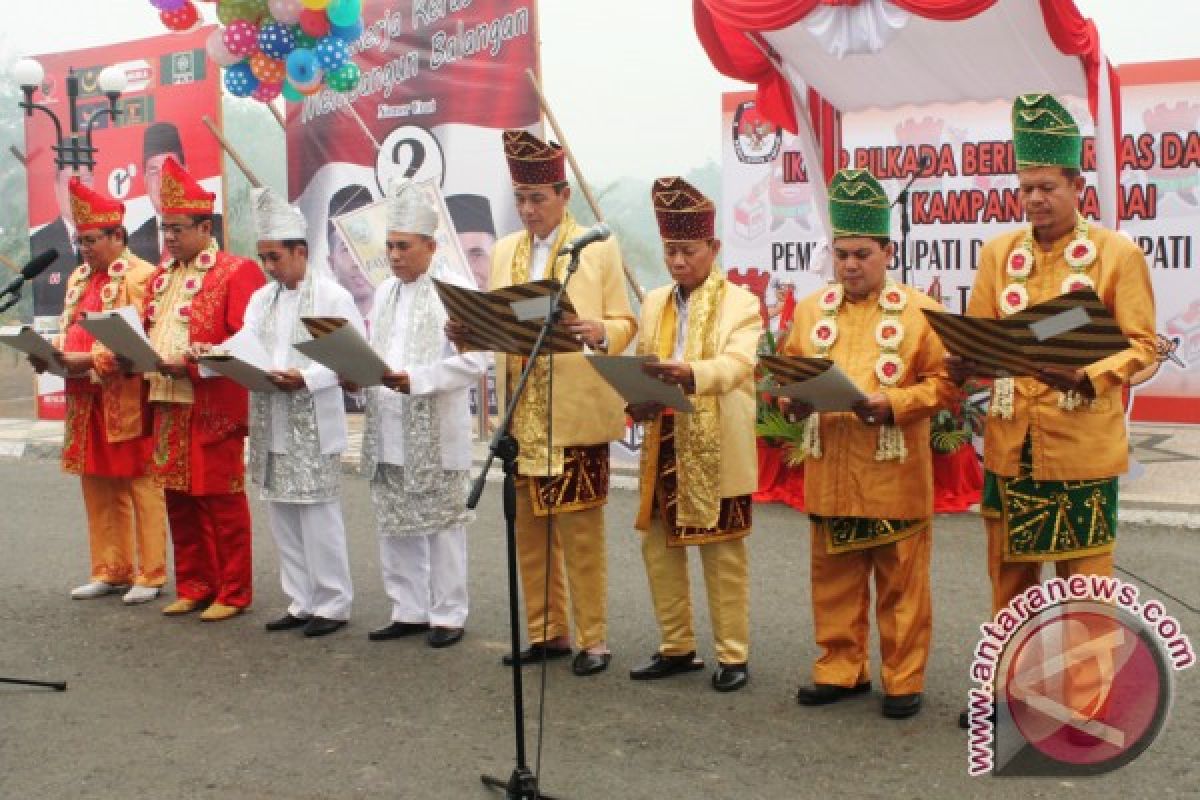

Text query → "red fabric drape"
[698,0,996,32]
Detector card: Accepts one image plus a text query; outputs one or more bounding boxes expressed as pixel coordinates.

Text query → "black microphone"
[0,249,59,297]
[561,223,612,255]
[891,155,933,207]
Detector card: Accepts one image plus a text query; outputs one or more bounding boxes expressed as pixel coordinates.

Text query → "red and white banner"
[721,59,1200,424]
[286,0,540,319]
[24,26,225,324]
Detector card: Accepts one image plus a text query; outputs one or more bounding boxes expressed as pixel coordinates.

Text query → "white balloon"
[268,0,304,25]
[206,26,242,68]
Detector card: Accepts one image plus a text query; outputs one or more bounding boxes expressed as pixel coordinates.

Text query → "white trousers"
[379,525,468,628]
[267,499,354,621]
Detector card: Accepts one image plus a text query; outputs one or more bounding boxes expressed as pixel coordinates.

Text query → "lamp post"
[13,58,128,173]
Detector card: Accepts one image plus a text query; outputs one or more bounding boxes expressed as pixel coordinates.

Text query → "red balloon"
[160,1,199,32]
[298,9,332,38]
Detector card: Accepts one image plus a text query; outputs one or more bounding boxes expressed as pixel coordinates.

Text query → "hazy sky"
[1,1,1196,182]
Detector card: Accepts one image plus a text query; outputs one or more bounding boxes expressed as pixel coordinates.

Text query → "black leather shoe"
[428,627,465,648]
[796,681,872,706]
[368,621,430,641]
[712,663,749,692]
[501,642,573,666]
[882,692,923,719]
[572,651,611,676]
[629,652,704,681]
[303,616,346,637]
[264,613,309,632]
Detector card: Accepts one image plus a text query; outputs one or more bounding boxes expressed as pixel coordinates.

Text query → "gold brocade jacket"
[489,219,637,451]
[782,284,954,520]
[635,280,761,521]
[968,225,1157,480]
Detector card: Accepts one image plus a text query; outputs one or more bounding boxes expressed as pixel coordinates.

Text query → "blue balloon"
[315,36,349,71]
[224,62,259,99]
[330,20,364,43]
[258,22,296,60]
[286,48,318,85]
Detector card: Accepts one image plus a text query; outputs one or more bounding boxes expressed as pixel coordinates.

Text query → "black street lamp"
[13,58,128,173]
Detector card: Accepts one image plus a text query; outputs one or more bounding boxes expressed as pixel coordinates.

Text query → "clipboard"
[760,355,867,412]
[585,355,694,412]
[433,278,581,356]
[923,289,1129,378]
[0,326,67,376]
[294,317,391,387]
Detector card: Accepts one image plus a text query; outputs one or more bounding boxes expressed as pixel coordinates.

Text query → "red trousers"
[165,490,253,608]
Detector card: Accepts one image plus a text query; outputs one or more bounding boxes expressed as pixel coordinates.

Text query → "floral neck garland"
[147,242,217,330]
[60,251,133,333]
[993,213,1096,417]
[802,281,908,463]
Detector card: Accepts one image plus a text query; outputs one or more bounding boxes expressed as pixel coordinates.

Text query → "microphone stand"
[472,248,586,800]
[892,157,929,287]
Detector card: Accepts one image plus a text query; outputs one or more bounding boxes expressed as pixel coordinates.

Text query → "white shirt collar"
[533,225,560,250]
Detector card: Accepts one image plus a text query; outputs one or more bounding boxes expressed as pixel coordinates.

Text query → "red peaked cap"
[69,178,125,232]
[159,155,215,216]
[503,129,566,187]
[652,176,716,242]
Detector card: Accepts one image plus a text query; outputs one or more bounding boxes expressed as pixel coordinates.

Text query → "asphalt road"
[0,459,1197,799]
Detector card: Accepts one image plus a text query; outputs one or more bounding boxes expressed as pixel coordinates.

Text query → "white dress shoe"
[122,586,161,605]
[70,581,129,599]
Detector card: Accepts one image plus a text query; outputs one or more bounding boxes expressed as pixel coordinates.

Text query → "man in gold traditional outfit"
[780,168,953,718]
[950,94,1157,733]
[462,130,636,676]
[626,177,760,693]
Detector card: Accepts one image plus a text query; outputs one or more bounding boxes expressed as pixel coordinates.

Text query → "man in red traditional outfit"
[34,179,168,604]
[146,157,265,621]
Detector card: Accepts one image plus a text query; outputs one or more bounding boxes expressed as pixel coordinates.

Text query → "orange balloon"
[249,53,286,84]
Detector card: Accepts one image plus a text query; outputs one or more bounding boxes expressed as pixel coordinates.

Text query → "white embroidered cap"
[252,187,307,241]
[386,179,439,236]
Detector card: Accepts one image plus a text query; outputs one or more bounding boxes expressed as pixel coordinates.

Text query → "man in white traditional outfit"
[241,187,361,638]
[358,181,487,649]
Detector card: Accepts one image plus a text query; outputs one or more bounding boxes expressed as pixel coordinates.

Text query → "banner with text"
[721,60,1200,423]
[286,0,540,321]
[24,26,224,325]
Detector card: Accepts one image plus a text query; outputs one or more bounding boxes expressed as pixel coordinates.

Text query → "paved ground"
[0,459,1197,799]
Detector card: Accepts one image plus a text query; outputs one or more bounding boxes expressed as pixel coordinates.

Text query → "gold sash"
[637,270,724,529]
[508,212,575,477]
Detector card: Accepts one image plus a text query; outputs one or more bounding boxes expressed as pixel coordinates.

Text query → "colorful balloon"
[223,20,260,57]
[206,27,243,67]
[326,0,361,28]
[224,61,260,98]
[281,81,303,102]
[257,22,296,59]
[249,52,286,84]
[160,1,200,32]
[301,0,330,10]
[324,61,360,93]
[329,19,363,43]
[251,82,282,102]
[285,47,319,85]
[291,27,318,49]
[314,36,348,71]
[267,0,304,25]
[293,69,325,95]
[298,8,332,38]
[150,0,188,11]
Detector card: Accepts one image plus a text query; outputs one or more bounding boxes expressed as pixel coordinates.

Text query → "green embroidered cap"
[829,168,891,239]
[1012,93,1082,169]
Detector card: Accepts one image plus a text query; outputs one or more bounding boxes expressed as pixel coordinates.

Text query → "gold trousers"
[810,524,932,695]
[515,490,607,651]
[985,516,1114,615]
[80,474,168,587]
[639,517,750,665]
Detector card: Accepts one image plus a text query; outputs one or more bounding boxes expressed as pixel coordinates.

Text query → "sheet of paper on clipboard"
[760,355,867,411]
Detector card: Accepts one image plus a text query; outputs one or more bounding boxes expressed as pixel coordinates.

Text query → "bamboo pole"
[0,254,18,274]
[268,100,287,132]
[202,115,262,189]
[340,102,382,152]
[525,68,644,302]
